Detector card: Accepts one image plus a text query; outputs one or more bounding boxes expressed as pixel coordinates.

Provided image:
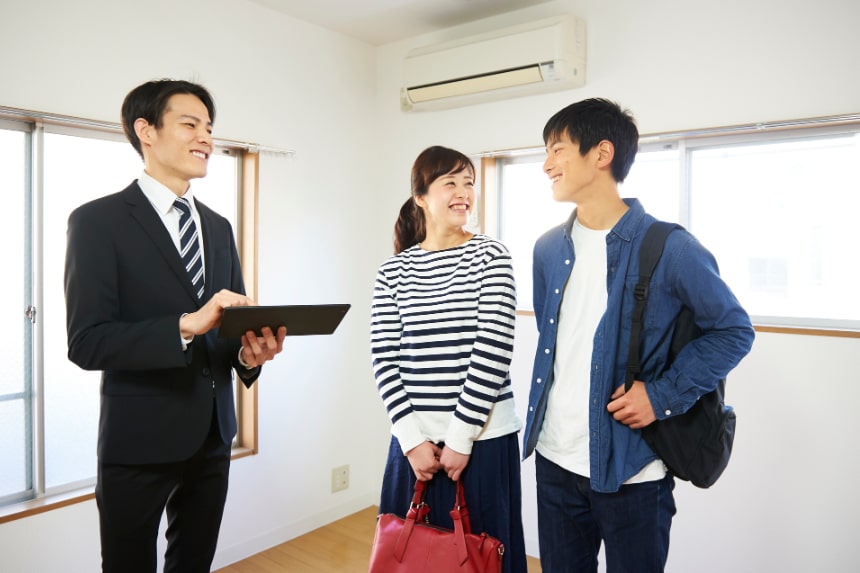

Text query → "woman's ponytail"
[393,197,425,254]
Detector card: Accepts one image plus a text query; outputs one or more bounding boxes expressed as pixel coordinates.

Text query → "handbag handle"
[450,480,472,533]
[405,479,431,522]
[449,480,471,565]
[393,479,472,565]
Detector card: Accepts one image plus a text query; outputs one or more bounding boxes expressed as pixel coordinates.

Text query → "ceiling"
[246,0,558,45]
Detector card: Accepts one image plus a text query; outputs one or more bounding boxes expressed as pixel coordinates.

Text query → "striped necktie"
[173,197,205,299]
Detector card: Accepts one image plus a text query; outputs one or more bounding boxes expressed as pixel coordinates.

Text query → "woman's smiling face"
[416,167,475,231]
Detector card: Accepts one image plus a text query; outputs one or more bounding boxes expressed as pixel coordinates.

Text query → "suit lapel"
[123,182,203,306]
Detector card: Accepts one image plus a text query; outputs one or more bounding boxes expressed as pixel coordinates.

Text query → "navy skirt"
[378,432,528,573]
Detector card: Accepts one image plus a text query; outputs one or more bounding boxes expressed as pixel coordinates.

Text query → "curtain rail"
[473,112,860,157]
[640,113,860,143]
[0,105,295,156]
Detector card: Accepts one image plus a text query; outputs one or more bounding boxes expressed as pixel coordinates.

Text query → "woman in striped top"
[371,146,527,572]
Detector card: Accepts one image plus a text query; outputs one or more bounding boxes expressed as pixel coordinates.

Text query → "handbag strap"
[394,480,429,561]
[405,479,430,521]
[625,221,680,392]
[452,480,472,531]
[394,479,473,565]
[449,480,470,565]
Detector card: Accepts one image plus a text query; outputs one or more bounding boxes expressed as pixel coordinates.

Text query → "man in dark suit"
[64,79,286,573]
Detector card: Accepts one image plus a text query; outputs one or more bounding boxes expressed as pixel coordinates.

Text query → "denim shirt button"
[537,378,542,384]
[554,288,560,294]
[565,259,570,265]
[549,318,554,324]
[529,406,534,412]
[665,409,672,416]
[544,348,550,354]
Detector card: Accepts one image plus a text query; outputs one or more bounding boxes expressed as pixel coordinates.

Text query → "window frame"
[481,114,860,339]
[0,109,262,523]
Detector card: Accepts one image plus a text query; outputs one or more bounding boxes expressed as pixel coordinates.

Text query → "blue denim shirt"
[522,199,754,493]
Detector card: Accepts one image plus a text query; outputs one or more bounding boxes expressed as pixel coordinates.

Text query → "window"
[684,134,859,329]
[0,122,29,506]
[495,155,570,309]
[0,113,250,516]
[486,117,860,332]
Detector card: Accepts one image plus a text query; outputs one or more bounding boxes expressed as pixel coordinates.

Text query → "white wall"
[1,0,859,572]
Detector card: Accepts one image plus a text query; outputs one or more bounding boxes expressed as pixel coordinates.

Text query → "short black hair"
[543,98,639,182]
[121,79,216,158]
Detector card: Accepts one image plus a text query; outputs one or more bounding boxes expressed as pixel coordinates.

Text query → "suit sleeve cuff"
[179,313,194,350]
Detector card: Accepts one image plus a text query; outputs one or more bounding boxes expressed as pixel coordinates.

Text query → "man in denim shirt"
[522,98,754,573]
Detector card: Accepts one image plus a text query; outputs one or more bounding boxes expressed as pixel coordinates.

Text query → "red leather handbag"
[368,479,504,572]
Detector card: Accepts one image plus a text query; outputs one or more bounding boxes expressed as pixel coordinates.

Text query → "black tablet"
[217,304,351,338]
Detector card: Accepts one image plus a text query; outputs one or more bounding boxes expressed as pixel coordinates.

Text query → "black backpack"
[624,221,736,488]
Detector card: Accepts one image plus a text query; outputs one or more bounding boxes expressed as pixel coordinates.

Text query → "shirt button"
[665,410,672,416]
[565,259,570,265]
[529,406,534,412]
[537,378,542,384]
[554,288,560,294]
[544,349,550,354]
[549,318,554,324]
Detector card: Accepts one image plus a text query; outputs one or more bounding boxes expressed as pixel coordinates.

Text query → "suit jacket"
[64,181,259,465]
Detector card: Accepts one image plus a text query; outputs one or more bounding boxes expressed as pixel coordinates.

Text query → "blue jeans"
[535,453,676,573]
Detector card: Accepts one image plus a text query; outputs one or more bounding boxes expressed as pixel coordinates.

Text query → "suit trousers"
[96,406,231,573]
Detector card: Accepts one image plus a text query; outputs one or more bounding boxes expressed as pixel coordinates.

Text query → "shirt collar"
[563,198,646,243]
[611,198,646,242]
[137,171,196,216]
[563,207,578,237]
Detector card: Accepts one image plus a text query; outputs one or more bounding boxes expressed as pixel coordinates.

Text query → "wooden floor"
[214,506,541,572]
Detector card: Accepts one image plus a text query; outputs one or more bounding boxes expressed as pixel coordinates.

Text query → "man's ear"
[596,140,615,169]
[133,118,155,148]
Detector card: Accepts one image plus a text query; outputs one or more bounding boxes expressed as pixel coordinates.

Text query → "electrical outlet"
[331,464,349,492]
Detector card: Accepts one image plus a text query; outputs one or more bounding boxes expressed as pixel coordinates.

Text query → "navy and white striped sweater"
[370,234,522,455]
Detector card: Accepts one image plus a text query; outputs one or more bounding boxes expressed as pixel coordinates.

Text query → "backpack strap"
[624,221,682,392]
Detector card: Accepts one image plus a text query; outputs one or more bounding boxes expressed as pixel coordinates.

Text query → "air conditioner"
[400,15,585,112]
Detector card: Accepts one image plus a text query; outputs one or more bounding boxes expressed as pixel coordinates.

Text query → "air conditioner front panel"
[403,21,572,88]
[400,15,586,111]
